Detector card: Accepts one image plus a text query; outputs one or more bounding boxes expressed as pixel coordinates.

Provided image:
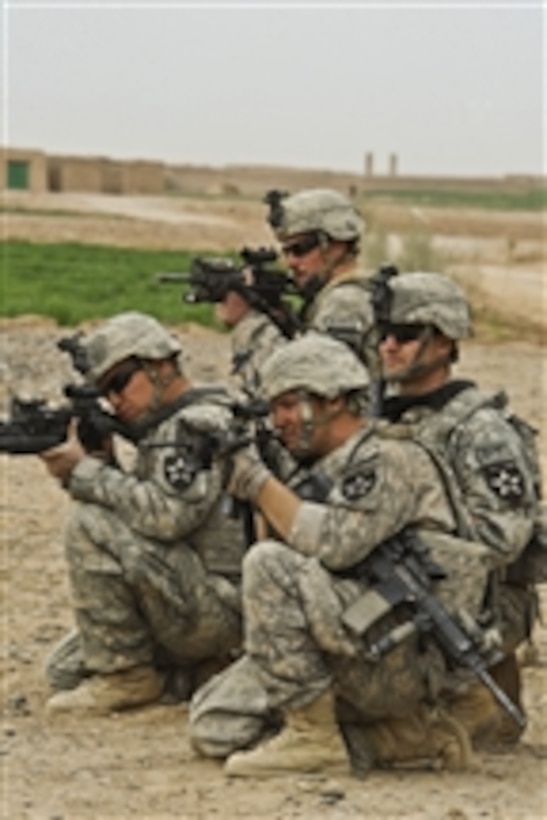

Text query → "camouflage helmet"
[269,188,364,242]
[387,272,472,339]
[83,311,182,381]
[260,332,369,401]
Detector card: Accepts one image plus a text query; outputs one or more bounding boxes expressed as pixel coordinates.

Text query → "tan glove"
[226,442,271,502]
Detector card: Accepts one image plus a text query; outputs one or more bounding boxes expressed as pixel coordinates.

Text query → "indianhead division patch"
[483,461,525,504]
[341,467,377,501]
[163,453,195,491]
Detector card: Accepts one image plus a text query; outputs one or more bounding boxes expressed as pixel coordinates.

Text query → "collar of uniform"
[382,379,476,423]
[320,264,367,296]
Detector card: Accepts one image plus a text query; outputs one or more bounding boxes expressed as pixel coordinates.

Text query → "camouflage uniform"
[379,273,539,652]
[302,266,377,379]
[45,312,246,699]
[377,272,541,747]
[267,188,379,380]
[230,308,287,396]
[189,335,489,760]
[383,388,537,567]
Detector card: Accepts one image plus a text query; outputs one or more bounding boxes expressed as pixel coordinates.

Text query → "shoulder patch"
[163,453,196,491]
[482,461,525,504]
[341,466,377,501]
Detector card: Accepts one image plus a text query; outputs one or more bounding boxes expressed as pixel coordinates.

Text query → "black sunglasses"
[378,323,429,344]
[281,234,321,258]
[99,359,142,396]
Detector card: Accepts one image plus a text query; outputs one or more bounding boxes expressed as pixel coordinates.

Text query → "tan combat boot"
[224,689,350,778]
[362,705,475,771]
[45,665,163,716]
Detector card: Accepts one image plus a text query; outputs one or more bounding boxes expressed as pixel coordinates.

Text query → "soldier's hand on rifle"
[40,419,86,483]
[226,442,271,502]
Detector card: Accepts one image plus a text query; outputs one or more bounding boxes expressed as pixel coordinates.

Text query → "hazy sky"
[2,2,545,178]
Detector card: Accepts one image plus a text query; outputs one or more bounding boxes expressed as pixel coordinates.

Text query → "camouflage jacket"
[301,265,379,380]
[266,424,492,619]
[274,424,455,571]
[382,381,538,568]
[230,309,287,396]
[66,387,246,577]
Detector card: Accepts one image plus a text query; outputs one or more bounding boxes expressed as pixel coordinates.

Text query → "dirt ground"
[1,192,546,819]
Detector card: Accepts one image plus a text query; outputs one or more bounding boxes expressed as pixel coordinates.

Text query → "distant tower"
[389,153,398,177]
[364,152,374,177]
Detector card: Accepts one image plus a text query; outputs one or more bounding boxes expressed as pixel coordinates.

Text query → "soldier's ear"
[326,396,346,416]
[438,334,454,355]
[158,356,181,374]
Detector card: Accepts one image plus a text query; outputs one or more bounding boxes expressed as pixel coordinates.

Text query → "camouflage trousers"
[45,503,242,690]
[190,539,446,758]
[497,582,538,653]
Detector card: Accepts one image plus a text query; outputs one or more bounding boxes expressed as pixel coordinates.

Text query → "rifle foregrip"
[368,621,416,659]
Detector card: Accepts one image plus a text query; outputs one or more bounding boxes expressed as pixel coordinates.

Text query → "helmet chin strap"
[292,391,315,456]
[300,236,353,302]
[293,391,343,457]
[319,236,355,282]
[386,327,452,384]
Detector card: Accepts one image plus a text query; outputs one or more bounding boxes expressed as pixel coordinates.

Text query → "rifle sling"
[131,387,229,442]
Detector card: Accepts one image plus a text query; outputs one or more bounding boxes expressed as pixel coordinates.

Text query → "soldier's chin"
[123,408,149,427]
[281,434,298,452]
[117,409,135,423]
[294,273,314,290]
[288,441,313,460]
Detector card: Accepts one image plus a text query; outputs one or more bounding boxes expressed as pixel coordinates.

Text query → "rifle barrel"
[155,272,191,283]
[476,667,527,729]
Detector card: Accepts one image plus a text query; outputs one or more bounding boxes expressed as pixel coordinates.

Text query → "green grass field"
[1,241,224,326]
[2,236,441,327]
[1,236,543,343]
[359,187,547,211]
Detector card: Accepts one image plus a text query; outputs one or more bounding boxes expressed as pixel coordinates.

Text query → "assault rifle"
[0,388,134,455]
[156,246,301,339]
[341,529,526,730]
[0,335,134,455]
